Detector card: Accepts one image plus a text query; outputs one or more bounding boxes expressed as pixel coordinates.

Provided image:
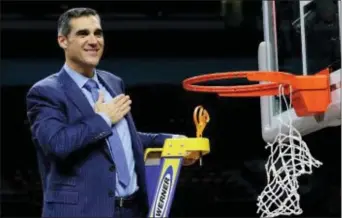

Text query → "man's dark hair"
[57,7,99,36]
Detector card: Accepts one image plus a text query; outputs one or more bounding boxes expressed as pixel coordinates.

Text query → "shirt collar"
[63,63,100,89]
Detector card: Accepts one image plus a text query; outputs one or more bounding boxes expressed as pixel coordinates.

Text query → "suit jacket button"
[108,190,115,197]
[109,165,115,172]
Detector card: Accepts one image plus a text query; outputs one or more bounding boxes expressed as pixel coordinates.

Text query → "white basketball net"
[256,85,323,218]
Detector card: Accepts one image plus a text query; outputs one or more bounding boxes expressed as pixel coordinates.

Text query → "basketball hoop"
[182,69,330,218]
[183,68,331,117]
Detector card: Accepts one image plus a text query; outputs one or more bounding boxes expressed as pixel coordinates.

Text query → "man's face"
[58,15,104,68]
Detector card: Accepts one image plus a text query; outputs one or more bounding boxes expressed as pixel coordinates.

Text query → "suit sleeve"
[138,132,174,148]
[26,86,113,160]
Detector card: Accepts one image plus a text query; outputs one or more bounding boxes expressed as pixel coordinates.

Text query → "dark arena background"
[1,1,341,217]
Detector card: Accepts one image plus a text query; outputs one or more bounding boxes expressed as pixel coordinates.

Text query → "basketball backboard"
[259,0,341,142]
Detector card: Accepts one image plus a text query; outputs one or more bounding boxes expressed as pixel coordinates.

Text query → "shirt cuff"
[97,112,111,127]
[172,134,186,138]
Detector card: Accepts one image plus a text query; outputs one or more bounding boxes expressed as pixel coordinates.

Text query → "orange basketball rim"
[182,68,331,117]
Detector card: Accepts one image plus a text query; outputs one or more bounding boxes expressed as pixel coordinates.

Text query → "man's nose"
[87,34,98,44]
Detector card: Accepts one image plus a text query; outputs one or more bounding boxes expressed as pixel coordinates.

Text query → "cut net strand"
[256,84,323,218]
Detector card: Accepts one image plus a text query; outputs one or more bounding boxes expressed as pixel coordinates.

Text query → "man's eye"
[77,31,89,36]
[95,31,103,36]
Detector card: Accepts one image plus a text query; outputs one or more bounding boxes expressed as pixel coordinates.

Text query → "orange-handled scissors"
[193,105,210,137]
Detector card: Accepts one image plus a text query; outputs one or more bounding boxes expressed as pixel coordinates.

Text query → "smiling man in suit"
[26,7,192,218]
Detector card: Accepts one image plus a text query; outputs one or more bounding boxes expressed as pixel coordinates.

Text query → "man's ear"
[57,35,68,49]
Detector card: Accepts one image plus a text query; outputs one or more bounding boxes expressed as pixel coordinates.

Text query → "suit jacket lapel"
[58,68,94,116]
[97,72,136,134]
[97,72,143,152]
[97,72,118,97]
[58,68,114,163]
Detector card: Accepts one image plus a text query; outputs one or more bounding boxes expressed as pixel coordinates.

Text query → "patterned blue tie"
[83,79,130,187]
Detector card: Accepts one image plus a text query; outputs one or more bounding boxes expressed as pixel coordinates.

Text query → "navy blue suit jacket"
[26,68,173,217]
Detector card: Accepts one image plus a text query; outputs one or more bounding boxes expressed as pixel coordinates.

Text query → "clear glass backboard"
[259,0,341,142]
